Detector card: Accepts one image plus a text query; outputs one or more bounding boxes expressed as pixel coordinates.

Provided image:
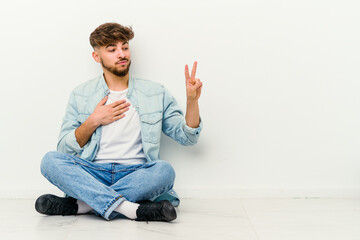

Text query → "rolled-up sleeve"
[57,91,83,155]
[183,118,203,143]
[162,87,203,146]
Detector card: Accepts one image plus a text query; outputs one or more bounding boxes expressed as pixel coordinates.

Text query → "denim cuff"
[64,129,83,153]
[183,117,203,136]
[103,195,125,220]
[153,189,180,207]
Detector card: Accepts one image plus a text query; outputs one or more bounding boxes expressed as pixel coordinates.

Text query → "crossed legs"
[39,151,175,220]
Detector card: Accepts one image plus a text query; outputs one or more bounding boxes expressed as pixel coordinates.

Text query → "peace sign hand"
[185,61,203,101]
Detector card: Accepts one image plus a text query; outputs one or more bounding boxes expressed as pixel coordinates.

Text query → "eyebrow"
[105,44,117,49]
[105,42,129,49]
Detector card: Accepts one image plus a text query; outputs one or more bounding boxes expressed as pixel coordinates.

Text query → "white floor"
[1,198,360,240]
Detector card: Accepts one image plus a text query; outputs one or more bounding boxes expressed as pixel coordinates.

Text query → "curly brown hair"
[89,23,134,49]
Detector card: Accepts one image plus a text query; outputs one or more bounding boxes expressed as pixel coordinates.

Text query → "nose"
[117,50,125,59]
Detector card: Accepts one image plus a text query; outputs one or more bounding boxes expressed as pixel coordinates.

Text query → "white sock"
[114,200,140,219]
[76,200,93,214]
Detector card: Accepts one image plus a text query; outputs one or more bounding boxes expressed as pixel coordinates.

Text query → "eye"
[108,49,115,52]
[123,47,129,50]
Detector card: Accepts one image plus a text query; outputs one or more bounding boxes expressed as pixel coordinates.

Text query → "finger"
[191,61,197,79]
[114,114,126,121]
[188,78,200,86]
[187,78,196,85]
[98,96,108,106]
[185,64,190,80]
[110,99,126,107]
[194,79,202,89]
[114,106,130,116]
[197,85,202,98]
[114,102,131,111]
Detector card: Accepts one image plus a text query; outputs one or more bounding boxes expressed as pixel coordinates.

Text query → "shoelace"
[138,203,163,220]
[48,199,75,216]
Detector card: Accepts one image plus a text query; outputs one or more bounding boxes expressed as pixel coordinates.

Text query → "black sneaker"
[136,200,177,222]
[35,194,78,216]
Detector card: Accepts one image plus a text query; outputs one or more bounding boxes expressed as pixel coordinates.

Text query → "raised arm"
[185,61,202,128]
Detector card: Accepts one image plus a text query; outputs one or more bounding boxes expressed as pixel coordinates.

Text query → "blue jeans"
[40,151,176,220]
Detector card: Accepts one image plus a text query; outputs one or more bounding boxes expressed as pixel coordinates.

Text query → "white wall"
[1,0,360,198]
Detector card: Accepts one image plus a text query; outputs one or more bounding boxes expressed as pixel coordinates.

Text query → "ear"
[92,50,101,63]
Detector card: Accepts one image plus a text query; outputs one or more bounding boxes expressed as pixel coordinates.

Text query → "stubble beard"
[100,58,131,77]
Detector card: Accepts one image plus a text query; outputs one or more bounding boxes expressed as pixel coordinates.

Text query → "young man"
[35,23,203,222]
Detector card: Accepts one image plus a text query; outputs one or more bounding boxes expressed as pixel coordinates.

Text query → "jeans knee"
[40,151,61,177]
[155,160,176,184]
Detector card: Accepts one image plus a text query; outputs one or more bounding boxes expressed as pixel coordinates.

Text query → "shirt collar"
[99,73,134,96]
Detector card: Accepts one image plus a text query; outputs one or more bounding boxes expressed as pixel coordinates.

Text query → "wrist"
[86,115,101,129]
[187,98,198,105]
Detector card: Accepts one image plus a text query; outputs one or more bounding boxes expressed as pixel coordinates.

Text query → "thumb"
[98,95,108,106]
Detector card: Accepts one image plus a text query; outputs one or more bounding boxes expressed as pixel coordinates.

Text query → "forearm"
[185,99,200,128]
[75,117,99,148]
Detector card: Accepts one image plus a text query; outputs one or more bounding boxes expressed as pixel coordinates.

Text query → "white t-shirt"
[94,89,146,165]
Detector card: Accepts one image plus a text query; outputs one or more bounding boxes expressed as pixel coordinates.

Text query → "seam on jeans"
[113,163,146,173]
[60,153,109,172]
[138,161,156,170]
[75,160,110,172]
[111,164,115,185]
[101,195,123,217]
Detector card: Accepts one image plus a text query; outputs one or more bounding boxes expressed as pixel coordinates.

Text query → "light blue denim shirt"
[57,74,203,206]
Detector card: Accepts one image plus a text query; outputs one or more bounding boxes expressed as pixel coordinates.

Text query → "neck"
[103,70,129,91]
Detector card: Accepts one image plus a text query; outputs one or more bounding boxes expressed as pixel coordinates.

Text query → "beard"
[100,58,131,77]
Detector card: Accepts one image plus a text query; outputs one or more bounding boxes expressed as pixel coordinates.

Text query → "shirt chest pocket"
[139,112,163,144]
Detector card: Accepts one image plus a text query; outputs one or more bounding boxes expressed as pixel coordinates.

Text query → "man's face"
[93,41,131,77]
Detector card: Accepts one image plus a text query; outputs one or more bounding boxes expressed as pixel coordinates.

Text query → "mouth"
[116,60,128,65]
